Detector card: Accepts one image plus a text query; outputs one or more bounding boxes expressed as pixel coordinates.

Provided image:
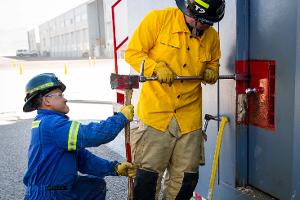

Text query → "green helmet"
[176,0,225,25]
[23,73,66,112]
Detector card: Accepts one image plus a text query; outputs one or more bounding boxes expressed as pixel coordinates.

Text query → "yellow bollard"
[19,64,23,75]
[89,56,91,66]
[12,61,16,67]
[64,64,68,75]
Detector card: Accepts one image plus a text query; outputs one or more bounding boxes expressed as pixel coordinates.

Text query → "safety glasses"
[44,93,64,98]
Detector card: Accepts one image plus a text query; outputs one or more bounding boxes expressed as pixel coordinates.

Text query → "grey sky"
[0,0,88,56]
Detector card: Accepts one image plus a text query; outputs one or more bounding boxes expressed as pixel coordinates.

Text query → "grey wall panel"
[197,0,237,197]
[218,0,237,187]
[235,0,249,187]
[126,0,176,113]
[198,86,218,196]
[126,0,176,36]
[248,0,297,199]
[292,0,300,198]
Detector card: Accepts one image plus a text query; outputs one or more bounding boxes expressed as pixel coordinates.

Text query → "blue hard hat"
[23,73,66,112]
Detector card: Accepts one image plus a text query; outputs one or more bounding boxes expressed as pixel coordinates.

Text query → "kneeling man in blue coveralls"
[22,73,136,200]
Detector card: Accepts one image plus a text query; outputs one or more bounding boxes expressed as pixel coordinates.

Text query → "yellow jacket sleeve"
[125,10,163,77]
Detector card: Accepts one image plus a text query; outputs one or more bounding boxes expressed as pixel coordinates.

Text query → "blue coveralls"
[23,109,128,200]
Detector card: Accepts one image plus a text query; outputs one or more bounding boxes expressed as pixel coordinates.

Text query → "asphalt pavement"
[0,119,128,200]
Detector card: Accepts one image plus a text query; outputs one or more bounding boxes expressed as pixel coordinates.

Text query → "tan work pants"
[131,117,205,199]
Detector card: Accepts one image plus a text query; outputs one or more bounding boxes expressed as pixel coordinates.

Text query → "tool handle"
[139,59,248,82]
[124,90,133,200]
[140,75,236,82]
[140,76,202,82]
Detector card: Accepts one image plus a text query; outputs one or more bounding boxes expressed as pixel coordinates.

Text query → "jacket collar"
[37,109,69,119]
[172,8,208,46]
[172,9,190,34]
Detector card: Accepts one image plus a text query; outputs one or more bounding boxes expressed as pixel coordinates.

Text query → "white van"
[16,49,38,57]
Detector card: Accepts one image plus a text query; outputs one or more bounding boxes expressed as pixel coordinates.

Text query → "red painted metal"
[126,143,132,162]
[111,0,129,110]
[248,60,275,131]
[111,0,128,74]
[235,60,275,131]
[193,192,207,200]
[110,73,139,89]
[117,37,129,50]
[236,60,249,94]
[111,0,119,74]
[116,90,124,104]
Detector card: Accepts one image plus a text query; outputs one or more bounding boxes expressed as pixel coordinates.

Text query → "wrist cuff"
[112,161,120,176]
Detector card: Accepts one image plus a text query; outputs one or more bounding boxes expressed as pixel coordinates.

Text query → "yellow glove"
[153,62,175,84]
[203,69,219,84]
[117,161,137,178]
[120,105,134,121]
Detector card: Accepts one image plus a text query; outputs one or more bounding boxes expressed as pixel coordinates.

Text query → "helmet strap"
[187,21,204,37]
[192,21,198,36]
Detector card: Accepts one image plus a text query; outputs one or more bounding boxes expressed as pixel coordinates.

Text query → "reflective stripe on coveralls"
[32,120,41,128]
[67,121,80,151]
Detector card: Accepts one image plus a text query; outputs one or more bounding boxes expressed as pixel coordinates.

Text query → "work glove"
[153,62,175,85]
[117,161,137,178]
[120,105,134,121]
[203,68,219,84]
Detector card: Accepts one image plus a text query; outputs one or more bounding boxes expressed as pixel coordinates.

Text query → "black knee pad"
[133,168,158,200]
[175,172,199,200]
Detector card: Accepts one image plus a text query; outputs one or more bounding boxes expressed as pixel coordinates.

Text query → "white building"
[38,0,122,58]
[27,29,38,52]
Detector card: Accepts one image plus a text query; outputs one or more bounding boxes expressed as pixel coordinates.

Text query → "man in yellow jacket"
[125,0,225,199]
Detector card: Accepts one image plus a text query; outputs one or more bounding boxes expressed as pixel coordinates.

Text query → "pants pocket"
[199,131,206,166]
[131,121,148,164]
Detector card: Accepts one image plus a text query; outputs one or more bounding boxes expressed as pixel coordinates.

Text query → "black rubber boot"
[133,168,159,200]
[175,172,199,200]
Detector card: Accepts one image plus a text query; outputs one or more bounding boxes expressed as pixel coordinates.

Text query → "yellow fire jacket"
[125,8,220,134]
